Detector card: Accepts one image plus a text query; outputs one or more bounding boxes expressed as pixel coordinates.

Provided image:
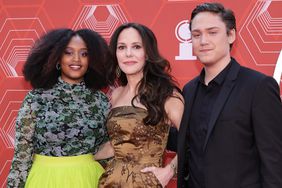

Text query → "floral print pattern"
[99,106,169,188]
[7,77,110,188]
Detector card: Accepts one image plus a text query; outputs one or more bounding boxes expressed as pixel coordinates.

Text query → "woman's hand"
[141,164,175,187]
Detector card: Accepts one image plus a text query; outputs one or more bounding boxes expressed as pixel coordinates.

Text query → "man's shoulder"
[231,61,279,92]
[182,76,199,90]
[238,65,268,83]
[230,58,268,82]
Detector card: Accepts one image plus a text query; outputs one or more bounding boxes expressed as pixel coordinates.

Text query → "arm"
[252,76,282,188]
[141,92,184,187]
[94,141,114,160]
[93,92,114,163]
[94,91,112,155]
[7,92,36,188]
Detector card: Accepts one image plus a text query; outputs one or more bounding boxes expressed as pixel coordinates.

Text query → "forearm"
[94,141,114,160]
[8,94,36,188]
[7,158,33,188]
[166,155,177,176]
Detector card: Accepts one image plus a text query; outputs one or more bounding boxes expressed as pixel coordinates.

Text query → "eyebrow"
[192,27,220,32]
[117,41,142,45]
[65,46,88,50]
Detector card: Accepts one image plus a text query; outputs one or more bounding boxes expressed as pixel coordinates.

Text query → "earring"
[145,56,149,61]
[116,66,121,78]
[56,63,61,70]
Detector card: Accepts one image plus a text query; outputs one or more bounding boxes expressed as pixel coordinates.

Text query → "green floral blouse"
[7,77,110,188]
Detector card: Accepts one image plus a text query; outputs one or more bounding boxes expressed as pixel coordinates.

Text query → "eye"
[64,49,73,55]
[117,45,125,50]
[80,51,88,57]
[192,33,200,38]
[209,31,217,35]
[133,45,142,49]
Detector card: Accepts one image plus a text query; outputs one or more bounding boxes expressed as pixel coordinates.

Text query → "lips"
[69,65,82,70]
[200,49,212,52]
[123,61,137,65]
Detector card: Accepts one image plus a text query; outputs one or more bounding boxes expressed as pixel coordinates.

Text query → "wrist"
[169,162,177,176]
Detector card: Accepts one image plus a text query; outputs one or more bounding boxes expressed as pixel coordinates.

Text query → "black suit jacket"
[177,58,282,188]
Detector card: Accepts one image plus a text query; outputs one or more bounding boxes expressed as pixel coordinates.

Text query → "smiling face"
[60,35,89,84]
[191,11,235,67]
[116,27,146,80]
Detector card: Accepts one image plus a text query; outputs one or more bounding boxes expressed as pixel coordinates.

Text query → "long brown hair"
[107,22,182,125]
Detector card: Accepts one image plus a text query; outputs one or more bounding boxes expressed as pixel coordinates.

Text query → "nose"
[126,48,133,57]
[200,34,208,45]
[73,52,80,61]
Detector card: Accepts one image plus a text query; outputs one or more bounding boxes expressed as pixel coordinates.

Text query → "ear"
[228,29,236,44]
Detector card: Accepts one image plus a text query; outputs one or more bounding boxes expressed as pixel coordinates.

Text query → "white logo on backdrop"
[175,20,196,60]
[273,50,282,86]
[73,5,128,39]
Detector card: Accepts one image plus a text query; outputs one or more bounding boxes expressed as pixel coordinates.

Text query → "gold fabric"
[99,106,170,188]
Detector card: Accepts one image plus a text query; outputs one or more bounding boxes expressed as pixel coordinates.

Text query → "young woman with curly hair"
[8,28,114,188]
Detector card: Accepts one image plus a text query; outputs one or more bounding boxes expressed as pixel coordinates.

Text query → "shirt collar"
[57,77,86,91]
[199,61,232,86]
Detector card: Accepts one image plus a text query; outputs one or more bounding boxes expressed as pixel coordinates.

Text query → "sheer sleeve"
[98,91,111,145]
[7,92,36,188]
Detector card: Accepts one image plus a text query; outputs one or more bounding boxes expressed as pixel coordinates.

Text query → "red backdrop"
[0,0,281,187]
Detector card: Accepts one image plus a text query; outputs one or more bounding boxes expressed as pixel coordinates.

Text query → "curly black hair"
[23,28,109,90]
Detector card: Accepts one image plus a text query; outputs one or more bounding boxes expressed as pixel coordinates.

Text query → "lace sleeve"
[99,91,111,143]
[7,92,36,188]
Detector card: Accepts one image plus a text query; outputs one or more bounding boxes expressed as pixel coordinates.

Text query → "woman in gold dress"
[99,23,184,188]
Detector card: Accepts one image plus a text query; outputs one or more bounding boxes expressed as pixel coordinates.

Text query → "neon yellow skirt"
[25,154,104,188]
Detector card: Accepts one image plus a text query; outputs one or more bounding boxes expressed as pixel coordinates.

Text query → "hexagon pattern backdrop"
[0,0,281,187]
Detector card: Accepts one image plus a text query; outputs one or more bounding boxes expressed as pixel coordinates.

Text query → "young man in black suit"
[177,2,282,188]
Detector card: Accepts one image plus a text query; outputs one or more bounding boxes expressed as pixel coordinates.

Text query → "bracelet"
[169,162,177,175]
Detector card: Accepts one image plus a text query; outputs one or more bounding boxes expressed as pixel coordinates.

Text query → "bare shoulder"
[110,86,124,106]
[165,90,184,107]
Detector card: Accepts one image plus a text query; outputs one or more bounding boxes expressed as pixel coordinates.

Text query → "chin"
[198,58,213,64]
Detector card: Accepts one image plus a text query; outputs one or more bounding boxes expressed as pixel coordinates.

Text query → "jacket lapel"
[178,78,199,154]
[178,78,199,184]
[203,59,240,151]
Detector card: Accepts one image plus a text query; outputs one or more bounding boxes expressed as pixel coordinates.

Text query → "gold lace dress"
[99,106,170,188]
